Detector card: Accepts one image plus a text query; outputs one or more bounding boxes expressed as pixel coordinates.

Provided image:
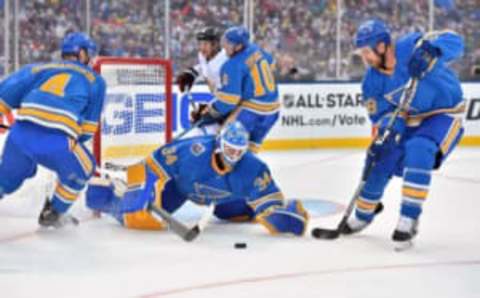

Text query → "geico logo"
[102,93,166,135]
[466,98,480,120]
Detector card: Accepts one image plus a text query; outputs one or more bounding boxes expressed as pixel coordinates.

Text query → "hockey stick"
[94,166,216,242]
[148,202,215,242]
[311,78,419,240]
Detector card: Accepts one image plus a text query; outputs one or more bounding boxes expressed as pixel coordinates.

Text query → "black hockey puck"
[234,242,247,249]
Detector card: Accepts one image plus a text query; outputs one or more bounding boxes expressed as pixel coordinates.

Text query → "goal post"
[92,57,173,168]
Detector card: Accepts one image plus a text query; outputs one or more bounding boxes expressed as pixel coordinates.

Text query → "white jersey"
[194,49,228,92]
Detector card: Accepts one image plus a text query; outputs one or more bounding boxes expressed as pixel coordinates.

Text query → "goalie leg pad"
[256,200,309,236]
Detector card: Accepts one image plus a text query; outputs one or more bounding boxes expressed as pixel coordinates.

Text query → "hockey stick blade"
[183,226,200,242]
[311,202,384,240]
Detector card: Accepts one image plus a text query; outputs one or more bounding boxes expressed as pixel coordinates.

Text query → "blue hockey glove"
[408,40,441,78]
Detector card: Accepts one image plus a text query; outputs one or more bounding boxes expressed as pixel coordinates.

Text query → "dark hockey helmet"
[196,27,221,42]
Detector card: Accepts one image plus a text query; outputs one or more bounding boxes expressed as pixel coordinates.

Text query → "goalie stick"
[96,165,216,242]
[148,202,215,242]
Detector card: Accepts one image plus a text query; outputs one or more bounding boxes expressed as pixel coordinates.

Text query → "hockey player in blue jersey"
[0,32,106,227]
[86,121,309,236]
[196,26,279,153]
[343,19,465,248]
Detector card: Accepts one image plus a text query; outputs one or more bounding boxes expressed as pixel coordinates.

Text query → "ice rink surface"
[0,148,479,298]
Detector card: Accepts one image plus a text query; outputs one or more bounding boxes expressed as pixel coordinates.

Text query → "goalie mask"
[217,121,249,167]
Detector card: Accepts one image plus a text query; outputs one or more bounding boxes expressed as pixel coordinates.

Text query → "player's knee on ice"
[256,200,309,236]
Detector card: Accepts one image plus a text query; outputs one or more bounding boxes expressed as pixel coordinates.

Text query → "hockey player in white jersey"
[176,27,228,94]
[176,27,228,137]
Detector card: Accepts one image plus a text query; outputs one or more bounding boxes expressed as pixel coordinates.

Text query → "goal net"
[92,57,173,168]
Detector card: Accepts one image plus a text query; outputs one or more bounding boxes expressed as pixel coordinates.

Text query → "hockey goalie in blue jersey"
[0,32,106,227]
[343,19,465,248]
[86,121,309,236]
[195,26,279,153]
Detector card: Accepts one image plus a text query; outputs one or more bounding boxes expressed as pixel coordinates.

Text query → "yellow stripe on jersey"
[126,163,147,188]
[81,122,98,135]
[145,155,170,183]
[441,119,462,154]
[407,103,466,126]
[17,107,82,137]
[55,184,78,201]
[72,143,93,175]
[123,210,167,230]
[153,178,168,210]
[248,192,284,211]
[0,99,12,115]
[216,91,241,105]
[31,63,96,82]
[402,187,428,200]
[241,100,280,113]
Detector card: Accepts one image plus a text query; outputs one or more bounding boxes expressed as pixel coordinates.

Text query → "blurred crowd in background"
[2,0,479,81]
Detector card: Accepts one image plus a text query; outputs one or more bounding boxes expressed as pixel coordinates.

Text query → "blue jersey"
[0,60,106,142]
[362,31,464,125]
[212,43,279,117]
[145,136,283,215]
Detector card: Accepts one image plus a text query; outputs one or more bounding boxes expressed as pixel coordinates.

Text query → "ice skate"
[38,199,79,228]
[392,216,418,251]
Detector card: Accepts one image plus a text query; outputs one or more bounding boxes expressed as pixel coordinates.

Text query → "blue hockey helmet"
[61,32,97,57]
[355,19,391,49]
[222,26,250,48]
[217,121,249,166]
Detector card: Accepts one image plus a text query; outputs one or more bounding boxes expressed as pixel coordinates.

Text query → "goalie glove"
[408,40,440,79]
[176,67,199,92]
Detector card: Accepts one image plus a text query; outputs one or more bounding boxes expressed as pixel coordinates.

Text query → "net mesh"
[96,59,172,167]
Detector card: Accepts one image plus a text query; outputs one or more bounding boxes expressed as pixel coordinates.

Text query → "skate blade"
[394,240,414,252]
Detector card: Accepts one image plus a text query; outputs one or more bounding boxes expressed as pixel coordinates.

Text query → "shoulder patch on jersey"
[190,142,206,156]
[254,171,272,192]
[365,98,377,115]
[165,155,177,165]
